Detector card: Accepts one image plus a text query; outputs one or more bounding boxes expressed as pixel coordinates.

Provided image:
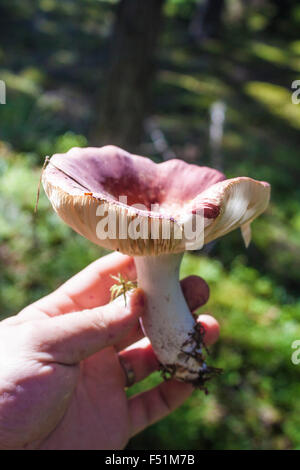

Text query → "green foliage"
[245,81,300,129]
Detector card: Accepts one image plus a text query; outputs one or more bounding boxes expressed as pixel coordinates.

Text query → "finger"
[129,379,193,437]
[197,314,220,346]
[118,338,159,387]
[34,289,145,364]
[115,275,211,351]
[31,252,136,316]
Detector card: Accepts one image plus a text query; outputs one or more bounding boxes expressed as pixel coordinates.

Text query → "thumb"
[37,289,145,364]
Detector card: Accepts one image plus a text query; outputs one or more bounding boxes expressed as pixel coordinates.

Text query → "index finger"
[32,252,136,316]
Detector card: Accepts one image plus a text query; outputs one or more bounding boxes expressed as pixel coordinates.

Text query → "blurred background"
[0,0,300,450]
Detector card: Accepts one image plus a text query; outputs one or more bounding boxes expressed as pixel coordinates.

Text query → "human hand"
[0,252,219,450]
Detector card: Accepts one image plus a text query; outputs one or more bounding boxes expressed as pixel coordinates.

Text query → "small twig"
[110,273,137,306]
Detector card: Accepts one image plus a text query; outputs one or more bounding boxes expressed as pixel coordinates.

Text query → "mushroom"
[42,145,270,386]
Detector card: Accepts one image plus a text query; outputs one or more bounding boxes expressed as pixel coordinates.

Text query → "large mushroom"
[42,145,270,386]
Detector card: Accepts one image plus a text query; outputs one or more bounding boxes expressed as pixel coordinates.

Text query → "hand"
[0,252,219,450]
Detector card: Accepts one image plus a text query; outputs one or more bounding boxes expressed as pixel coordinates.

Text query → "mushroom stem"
[134,253,208,384]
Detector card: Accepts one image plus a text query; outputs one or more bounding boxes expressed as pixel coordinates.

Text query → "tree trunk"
[91,0,165,152]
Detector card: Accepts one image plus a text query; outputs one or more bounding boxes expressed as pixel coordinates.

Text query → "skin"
[0,252,219,450]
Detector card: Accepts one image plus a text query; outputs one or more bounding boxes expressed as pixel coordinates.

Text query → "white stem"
[134,253,206,382]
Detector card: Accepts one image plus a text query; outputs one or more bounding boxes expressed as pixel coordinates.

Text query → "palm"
[41,347,130,450]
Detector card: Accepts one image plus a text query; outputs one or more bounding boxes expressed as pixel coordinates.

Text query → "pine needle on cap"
[34,156,50,214]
